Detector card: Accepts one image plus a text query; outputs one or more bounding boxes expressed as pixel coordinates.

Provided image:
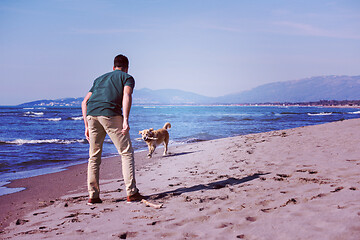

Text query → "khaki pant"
[87,115,138,198]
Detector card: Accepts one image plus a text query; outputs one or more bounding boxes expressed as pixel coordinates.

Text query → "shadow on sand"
[149,173,269,200]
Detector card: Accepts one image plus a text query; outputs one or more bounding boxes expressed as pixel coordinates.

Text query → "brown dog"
[139,122,171,158]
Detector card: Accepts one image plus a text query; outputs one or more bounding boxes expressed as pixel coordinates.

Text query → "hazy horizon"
[1,0,359,105]
[6,75,358,106]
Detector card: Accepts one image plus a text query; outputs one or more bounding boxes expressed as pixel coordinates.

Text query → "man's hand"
[85,127,90,142]
[82,92,92,142]
[122,85,133,136]
[121,120,130,135]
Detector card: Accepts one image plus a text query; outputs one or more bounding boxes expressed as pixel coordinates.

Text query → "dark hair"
[114,54,129,69]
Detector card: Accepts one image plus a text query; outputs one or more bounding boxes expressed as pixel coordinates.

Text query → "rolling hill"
[19,75,360,106]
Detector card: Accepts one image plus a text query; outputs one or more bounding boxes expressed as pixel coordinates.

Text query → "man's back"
[86,70,135,117]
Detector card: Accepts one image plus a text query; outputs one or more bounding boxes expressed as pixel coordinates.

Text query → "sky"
[0,0,359,105]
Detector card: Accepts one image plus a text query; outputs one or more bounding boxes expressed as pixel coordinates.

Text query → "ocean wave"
[24,111,44,117]
[0,139,87,145]
[220,113,251,117]
[280,112,302,115]
[241,118,254,121]
[262,117,281,121]
[14,159,70,167]
[213,116,238,122]
[68,116,83,121]
[175,132,216,144]
[307,112,332,116]
[184,138,207,143]
[43,117,62,121]
[349,111,360,114]
[0,162,10,172]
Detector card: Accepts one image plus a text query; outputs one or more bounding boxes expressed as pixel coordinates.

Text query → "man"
[81,54,143,205]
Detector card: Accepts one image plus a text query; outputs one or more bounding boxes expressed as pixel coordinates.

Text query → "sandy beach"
[1,118,360,239]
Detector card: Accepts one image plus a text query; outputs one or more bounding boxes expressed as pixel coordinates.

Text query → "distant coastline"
[11,75,360,107]
[17,98,360,108]
[239,100,360,108]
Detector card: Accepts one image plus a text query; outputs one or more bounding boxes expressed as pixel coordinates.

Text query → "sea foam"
[71,116,83,120]
[307,112,332,116]
[24,111,44,117]
[4,139,86,145]
[44,117,62,121]
[349,111,360,114]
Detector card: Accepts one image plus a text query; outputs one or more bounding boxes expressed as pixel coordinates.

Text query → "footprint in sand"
[33,211,47,216]
[216,222,234,229]
[15,219,29,225]
[245,216,257,222]
[101,208,113,213]
[274,173,291,181]
[117,232,138,239]
[280,198,297,207]
[261,208,274,213]
[246,149,254,154]
[168,183,181,187]
[331,187,344,193]
[310,193,328,200]
[277,173,291,178]
[64,213,79,218]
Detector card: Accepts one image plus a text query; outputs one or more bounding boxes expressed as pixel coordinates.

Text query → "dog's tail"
[163,122,171,130]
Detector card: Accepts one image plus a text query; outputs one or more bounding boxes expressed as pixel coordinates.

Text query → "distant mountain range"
[217,75,360,104]
[19,75,360,106]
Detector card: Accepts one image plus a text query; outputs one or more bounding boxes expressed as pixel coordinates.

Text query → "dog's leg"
[163,144,168,156]
[147,145,153,158]
[163,138,169,156]
[148,146,156,158]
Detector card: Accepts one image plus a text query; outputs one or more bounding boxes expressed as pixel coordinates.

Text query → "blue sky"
[0,0,359,105]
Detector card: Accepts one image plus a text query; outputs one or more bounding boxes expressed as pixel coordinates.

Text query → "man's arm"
[121,85,133,135]
[81,92,92,141]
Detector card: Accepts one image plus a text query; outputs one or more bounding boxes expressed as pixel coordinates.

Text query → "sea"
[0,105,359,196]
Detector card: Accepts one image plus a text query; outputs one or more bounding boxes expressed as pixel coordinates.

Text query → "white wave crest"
[349,111,360,114]
[7,139,86,145]
[45,118,62,121]
[24,111,44,117]
[71,116,83,121]
[307,112,332,116]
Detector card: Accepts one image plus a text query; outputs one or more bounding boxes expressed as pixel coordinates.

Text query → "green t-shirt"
[86,70,135,116]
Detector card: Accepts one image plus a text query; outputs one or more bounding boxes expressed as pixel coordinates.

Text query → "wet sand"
[1,119,360,239]
[0,151,155,231]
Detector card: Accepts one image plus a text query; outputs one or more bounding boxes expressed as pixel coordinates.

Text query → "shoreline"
[0,149,157,231]
[1,104,359,197]
[1,118,360,239]
[1,103,359,195]
[0,149,150,197]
